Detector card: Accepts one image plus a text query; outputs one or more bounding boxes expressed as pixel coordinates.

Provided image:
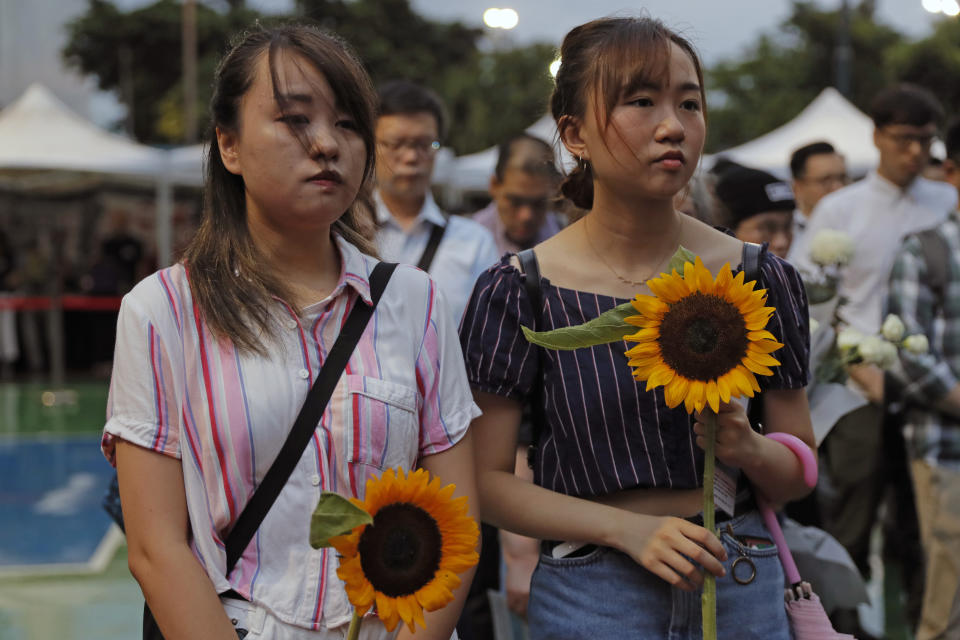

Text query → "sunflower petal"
[706,380,720,413]
[747,351,782,367]
[717,375,732,404]
[376,591,400,632]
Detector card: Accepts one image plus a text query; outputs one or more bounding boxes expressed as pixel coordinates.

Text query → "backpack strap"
[914,226,950,310]
[517,249,545,472]
[416,216,449,272]
[741,242,765,431]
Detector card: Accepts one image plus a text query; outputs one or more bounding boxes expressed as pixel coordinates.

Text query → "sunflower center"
[657,292,748,382]
[357,503,442,597]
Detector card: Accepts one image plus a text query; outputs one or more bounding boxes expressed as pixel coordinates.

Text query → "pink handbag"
[756,433,856,640]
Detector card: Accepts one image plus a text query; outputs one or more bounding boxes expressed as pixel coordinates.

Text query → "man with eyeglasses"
[787,141,847,251]
[791,84,957,638]
[472,133,563,254]
[373,80,498,322]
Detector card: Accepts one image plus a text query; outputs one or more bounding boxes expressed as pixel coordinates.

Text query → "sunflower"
[329,467,479,633]
[624,256,783,414]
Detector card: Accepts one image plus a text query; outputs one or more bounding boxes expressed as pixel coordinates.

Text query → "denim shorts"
[526,510,791,640]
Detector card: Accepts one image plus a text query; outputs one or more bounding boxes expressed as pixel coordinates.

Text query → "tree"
[63,0,556,154]
[887,17,960,119]
[705,1,903,152]
[63,0,262,143]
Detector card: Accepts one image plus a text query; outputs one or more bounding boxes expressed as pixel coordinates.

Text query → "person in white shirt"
[373,81,499,322]
[789,84,957,636]
[788,141,848,250]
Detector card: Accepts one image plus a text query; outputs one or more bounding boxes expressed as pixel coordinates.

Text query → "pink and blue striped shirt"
[102,234,479,631]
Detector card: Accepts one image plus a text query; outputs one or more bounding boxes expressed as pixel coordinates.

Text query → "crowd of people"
[92,13,960,640]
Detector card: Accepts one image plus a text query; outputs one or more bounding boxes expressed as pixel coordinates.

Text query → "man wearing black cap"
[713,163,796,258]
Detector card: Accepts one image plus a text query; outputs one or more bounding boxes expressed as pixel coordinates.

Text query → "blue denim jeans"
[527,510,791,640]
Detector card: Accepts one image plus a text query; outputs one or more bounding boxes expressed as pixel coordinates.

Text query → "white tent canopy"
[446,114,573,194]
[0,84,185,266]
[711,87,878,178]
[0,84,167,176]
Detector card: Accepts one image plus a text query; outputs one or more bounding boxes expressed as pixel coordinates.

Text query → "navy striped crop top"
[459,247,810,498]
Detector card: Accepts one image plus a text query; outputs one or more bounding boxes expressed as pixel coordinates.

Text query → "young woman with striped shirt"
[460,17,815,639]
[102,25,478,640]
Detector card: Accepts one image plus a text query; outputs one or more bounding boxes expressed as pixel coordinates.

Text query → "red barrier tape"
[0,296,123,311]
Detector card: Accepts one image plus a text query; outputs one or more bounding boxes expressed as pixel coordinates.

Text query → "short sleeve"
[416,278,482,457]
[101,288,182,466]
[757,251,810,390]
[459,256,540,402]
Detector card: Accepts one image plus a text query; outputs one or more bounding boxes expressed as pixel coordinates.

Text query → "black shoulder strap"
[417,217,448,272]
[517,249,543,322]
[224,261,398,574]
[742,241,763,283]
[915,227,950,308]
[742,242,765,432]
[517,249,546,472]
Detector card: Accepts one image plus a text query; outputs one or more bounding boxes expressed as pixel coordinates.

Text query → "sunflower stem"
[346,610,361,640]
[702,409,718,640]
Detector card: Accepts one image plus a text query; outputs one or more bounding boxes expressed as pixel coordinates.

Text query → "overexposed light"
[499,8,518,29]
[943,0,960,15]
[922,0,943,13]
[549,59,562,77]
[483,8,519,29]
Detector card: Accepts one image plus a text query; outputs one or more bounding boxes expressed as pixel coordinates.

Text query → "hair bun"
[561,163,594,210]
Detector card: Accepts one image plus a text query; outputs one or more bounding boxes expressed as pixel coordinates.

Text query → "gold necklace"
[584,214,683,287]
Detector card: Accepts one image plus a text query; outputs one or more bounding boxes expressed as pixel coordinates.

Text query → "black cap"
[714,165,795,226]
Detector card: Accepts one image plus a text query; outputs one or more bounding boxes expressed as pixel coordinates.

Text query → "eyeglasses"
[881,128,936,150]
[378,137,441,156]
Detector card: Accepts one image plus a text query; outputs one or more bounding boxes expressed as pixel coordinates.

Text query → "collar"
[865,170,922,201]
[328,232,376,306]
[373,190,448,230]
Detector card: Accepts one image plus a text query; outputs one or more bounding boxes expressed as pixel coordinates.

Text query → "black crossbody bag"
[143,261,397,640]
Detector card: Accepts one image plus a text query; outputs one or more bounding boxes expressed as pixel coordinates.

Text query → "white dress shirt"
[788,172,957,335]
[375,192,500,323]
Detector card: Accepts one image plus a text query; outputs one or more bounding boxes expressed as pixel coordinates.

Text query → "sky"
[0,0,947,124]
[233,0,943,64]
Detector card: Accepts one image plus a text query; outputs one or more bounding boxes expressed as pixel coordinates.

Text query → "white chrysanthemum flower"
[903,334,930,355]
[881,314,906,342]
[809,229,855,267]
[878,340,899,369]
[837,327,865,351]
[859,336,898,368]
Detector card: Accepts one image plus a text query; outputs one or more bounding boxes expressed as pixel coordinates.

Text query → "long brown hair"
[182,24,378,354]
[551,17,707,210]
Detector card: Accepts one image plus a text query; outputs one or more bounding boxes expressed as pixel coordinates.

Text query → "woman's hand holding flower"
[693,401,760,469]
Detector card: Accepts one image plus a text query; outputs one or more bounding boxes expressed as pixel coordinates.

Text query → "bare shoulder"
[681,216,743,272]
[526,223,597,286]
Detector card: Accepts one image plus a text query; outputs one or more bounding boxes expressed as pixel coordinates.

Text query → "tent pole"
[156,178,173,268]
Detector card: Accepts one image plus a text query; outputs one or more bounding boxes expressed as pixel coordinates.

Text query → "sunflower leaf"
[310,492,373,549]
[521,301,637,350]
[665,245,698,276]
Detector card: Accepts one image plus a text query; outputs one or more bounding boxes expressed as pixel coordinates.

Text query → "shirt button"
[311,474,321,486]
[286,320,298,330]
[298,368,310,379]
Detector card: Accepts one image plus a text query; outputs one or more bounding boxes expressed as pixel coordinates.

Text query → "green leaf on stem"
[521,246,697,351]
[521,301,636,350]
[309,492,373,549]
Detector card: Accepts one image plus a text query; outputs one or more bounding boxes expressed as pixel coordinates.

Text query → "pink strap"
[755,433,817,585]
